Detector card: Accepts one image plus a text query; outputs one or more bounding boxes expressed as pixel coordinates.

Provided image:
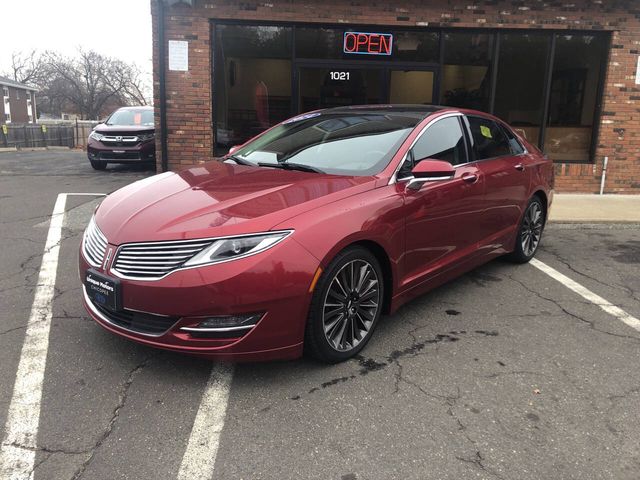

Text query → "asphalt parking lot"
[1,150,639,480]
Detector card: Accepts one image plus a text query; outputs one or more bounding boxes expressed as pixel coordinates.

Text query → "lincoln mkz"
[80,105,553,363]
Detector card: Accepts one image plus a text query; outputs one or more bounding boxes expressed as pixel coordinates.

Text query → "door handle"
[514,163,525,171]
[461,173,478,183]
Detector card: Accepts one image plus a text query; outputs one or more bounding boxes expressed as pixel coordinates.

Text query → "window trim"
[389,112,464,184]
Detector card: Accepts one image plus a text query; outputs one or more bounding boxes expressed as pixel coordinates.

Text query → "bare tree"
[4,49,151,120]
[6,50,46,85]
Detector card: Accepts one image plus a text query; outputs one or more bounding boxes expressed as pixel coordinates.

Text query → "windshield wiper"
[257,162,325,174]
[225,154,256,166]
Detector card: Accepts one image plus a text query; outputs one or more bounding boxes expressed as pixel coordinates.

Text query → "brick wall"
[151,0,640,193]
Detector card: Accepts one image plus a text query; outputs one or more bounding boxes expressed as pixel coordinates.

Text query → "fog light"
[180,313,263,333]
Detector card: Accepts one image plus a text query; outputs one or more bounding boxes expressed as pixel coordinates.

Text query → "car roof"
[320,104,447,120]
[115,106,153,111]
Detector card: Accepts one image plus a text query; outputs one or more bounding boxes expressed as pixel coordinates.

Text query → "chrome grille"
[112,239,212,280]
[82,217,108,267]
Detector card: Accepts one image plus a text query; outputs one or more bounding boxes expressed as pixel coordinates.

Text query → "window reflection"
[544,35,607,162]
[215,25,293,154]
[494,34,550,146]
[441,33,493,111]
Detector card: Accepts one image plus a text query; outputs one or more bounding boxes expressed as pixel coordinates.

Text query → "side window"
[467,116,512,160]
[500,124,525,155]
[412,117,468,166]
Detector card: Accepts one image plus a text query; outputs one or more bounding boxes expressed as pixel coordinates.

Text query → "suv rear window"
[466,116,511,160]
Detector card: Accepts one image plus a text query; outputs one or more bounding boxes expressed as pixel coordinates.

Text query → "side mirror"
[407,159,455,190]
[228,145,241,155]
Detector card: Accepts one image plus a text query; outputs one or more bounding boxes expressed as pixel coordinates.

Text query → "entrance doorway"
[296,62,437,113]
[298,66,384,111]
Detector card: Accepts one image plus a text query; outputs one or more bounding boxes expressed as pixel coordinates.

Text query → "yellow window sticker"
[480,125,492,138]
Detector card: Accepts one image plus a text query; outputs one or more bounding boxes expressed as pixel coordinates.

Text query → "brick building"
[0,76,37,124]
[151,0,640,193]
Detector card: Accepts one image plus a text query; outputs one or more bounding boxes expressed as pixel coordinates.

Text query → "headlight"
[89,131,104,141]
[183,231,292,267]
[137,133,155,142]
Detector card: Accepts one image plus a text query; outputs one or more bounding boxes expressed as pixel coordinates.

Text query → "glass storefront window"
[389,71,434,104]
[214,25,293,153]
[494,33,550,146]
[296,27,343,59]
[441,33,493,111]
[392,31,439,63]
[544,34,607,162]
[212,23,608,163]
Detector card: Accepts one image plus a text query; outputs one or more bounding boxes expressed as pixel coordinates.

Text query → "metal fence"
[0,120,100,149]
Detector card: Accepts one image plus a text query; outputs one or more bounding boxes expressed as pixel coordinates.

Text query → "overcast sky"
[0,0,152,79]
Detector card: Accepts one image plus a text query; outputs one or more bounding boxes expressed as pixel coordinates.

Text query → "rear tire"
[90,159,107,170]
[305,246,384,363]
[506,196,545,263]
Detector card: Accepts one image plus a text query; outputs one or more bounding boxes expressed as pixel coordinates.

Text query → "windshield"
[232,112,421,176]
[106,109,154,127]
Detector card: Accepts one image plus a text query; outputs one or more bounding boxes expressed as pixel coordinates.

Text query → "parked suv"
[87,106,155,170]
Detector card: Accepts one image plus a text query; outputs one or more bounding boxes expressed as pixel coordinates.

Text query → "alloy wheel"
[322,259,380,352]
[521,201,544,257]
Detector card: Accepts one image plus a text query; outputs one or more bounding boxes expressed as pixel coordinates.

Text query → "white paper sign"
[168,40,188,71]
[636,56,640,85]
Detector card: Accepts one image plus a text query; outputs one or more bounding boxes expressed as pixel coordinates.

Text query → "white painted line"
[177,363,234,480]
[531,258,640,332]
[0,192,105,479]
[0,193,67,479]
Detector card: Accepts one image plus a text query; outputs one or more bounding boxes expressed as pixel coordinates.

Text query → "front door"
[297,66,385,112]
[400,115,486,290]
[296,64,438,113]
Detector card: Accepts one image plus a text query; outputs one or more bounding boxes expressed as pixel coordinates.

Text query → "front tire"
[305,246,384,363]
[507,196,545,263]
[90,159,107,170]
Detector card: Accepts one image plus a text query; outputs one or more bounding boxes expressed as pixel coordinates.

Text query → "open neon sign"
[343,32,393,56]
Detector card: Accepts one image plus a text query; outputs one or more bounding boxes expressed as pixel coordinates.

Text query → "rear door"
[400,115,486,290]
[464,115,531,251]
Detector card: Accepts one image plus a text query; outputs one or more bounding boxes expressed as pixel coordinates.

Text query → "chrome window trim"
[390,113,531,186]
[110,230,294,282]
[389,112,464,185]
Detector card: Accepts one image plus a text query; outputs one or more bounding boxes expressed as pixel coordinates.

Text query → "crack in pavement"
[293,329,499,399]
[505,273,640,344]
[540,246,640,303]
[455,450,506,480]
[68,354,156,480]
[1,354,156,477]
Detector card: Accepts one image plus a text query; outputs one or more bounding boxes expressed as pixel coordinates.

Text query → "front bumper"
[79,238,319,361]
[87,138,155,163]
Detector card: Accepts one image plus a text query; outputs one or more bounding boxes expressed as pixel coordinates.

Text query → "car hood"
[95,161,375,245]
[93,123,154,134]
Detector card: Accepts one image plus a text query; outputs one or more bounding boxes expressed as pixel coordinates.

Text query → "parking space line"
[177,363,234,480]
[531,258,640,332]
[0,192,104,480]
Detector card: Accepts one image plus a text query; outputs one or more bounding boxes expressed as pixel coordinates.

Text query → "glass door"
[297,66,385,112]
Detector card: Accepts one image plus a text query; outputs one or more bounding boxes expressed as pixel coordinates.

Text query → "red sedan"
[80,106,553,363]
